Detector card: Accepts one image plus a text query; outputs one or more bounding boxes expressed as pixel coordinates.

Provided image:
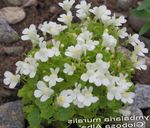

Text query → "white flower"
[110,15,127,27]
[95,53,110,73]
[75,1,91,20]
[76,28,99,53]
[81,54,110,86]
[57,11,73,25]
[89,71,110,86]
[77,28,93,42]
[116,73,133,90]
[120,92,135,104]
[43,67,64,86]
[117,27,128,39]
[102,32,117,51]
[131,55,147,70]
[57,89,76,108]
[107,85,123,100]
[34,81,54,102]
[34,41,54,62]
[3,71,20,89]
[21,24,40,46]
[63,63,76,75]
[73,86,99,108]
[59,0,75,12]
[128,34,140,46]
[16,57,38,78]
[39,21,67,36]
[51,39,61,57]
[81,63,96,82]
[133,42,148,57]
[65,45,83,60]
[89,5,111,23]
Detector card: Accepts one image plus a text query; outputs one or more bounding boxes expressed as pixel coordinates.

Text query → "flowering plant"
[3,0,148,128]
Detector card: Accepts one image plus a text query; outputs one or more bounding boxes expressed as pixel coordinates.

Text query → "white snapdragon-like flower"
[131,55,147,70]
[73,86,99,108]
[57,11,73,25]
[43,67,64,86]
[65,45,83,60]
[117,27,128,39]
[34,41,54,62]
[50,39,61,57]
[133,42,148,57]
[89,5,111,23]
[16,57,38,78]
[110,15,127,27]
[128,34,140,46]
[21,24,40,46]
[120,92,135,104]
[59,0,75,12]
[39,21,67,36]
[63,63,76,75]
[76,28,99,53]
[107,85,123,100]
[102,32,117,51]
[81,53,110,86]
[57,89,76,108]
[89,71,110,86]
[75,1,91,20]
[116,74,133,90]
[3,71,20,89]
[34,81,54,102]
[81,64,96,82]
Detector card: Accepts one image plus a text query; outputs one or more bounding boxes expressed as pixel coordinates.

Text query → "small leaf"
[139,21,150,35]
[24,105,41,128]
[137,0,150,10]
[54,106,76,121]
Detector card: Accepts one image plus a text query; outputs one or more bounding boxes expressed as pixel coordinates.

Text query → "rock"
[133,57,150,85]
[4,0,38,7]
[117,0,134,10]
[4,0,22,6]
[143,109,150,128]
[0,18,19,43]
[49,5,60,14]
[0,100,24,128]
[132,84,150,109]
[128,106,146,128]
[0,46,24,56]
[128,15,150,38]
[0,7,26,24]
[22,0,38,7]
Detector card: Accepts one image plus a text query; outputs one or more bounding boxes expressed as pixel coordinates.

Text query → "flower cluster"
[57,83,98,108]
[3,0,149,127]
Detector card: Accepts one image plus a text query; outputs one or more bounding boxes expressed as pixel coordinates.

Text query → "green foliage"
[132,0,150,35]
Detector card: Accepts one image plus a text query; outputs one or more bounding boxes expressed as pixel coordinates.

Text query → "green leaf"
[24,105,41,128]
[35,99,55,120]
[139,21,150,35]
[132,9,150,19]
[54,106,76,121]
[137,0,150,10]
